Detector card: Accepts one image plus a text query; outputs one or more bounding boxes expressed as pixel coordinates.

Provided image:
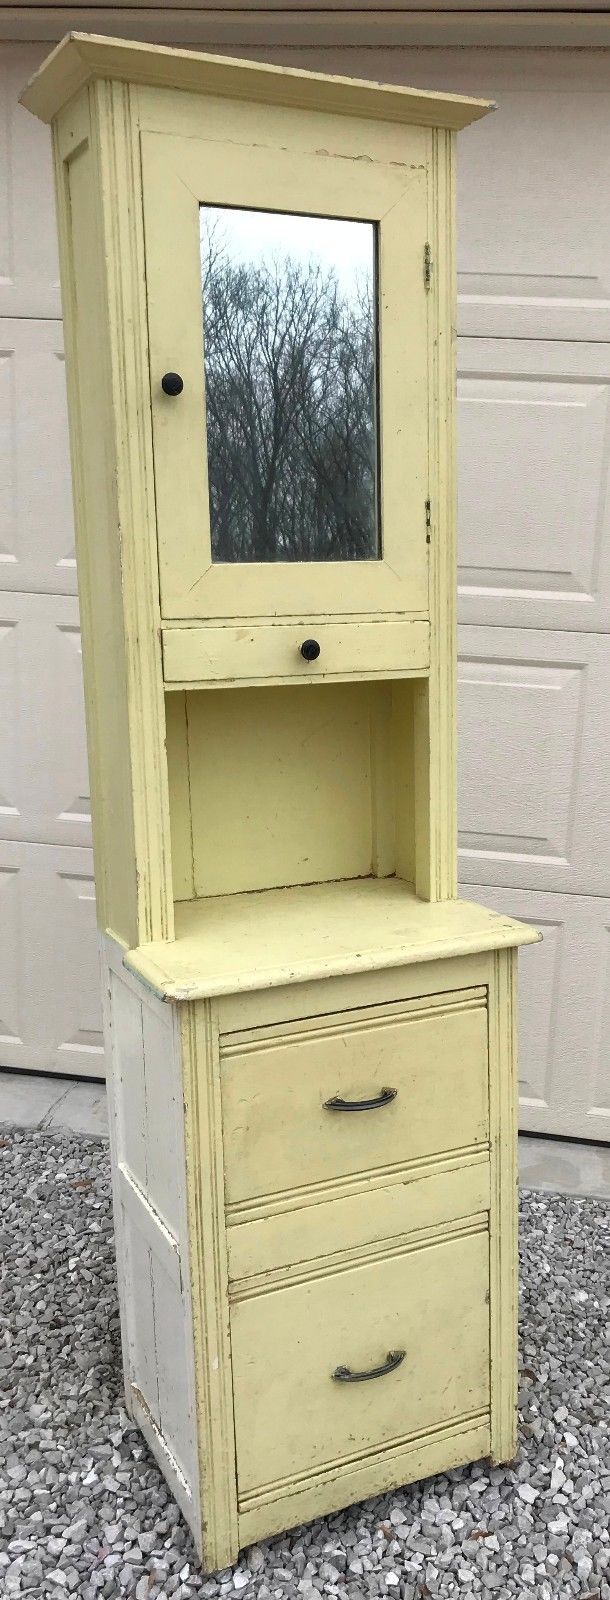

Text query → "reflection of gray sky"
[200,205,373,301]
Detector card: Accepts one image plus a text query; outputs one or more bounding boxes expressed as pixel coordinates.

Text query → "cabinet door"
[141,125,430,625]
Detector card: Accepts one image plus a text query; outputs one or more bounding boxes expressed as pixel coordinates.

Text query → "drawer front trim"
[237,1415,491,1544]
[221,985,488,1052]
[229,1212,489,1301]
[238,1406,490,1514]
[227,1155,491,1281]
[226,1143,488,1226]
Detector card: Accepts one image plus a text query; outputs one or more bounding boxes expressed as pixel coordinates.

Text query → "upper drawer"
[221,987,489,1209]
[162,619,429,687]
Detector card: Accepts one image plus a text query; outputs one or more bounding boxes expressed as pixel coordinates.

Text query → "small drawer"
[231,1224,490,1500]
[162,618,429,686]
[221,988,489,1209]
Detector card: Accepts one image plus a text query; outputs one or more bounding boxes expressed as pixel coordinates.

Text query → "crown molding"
[20,28,495,124]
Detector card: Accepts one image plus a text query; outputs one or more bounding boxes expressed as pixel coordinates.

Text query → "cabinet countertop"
[122,877,540,1002]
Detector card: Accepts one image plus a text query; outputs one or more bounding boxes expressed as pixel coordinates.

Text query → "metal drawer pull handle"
[323,1087,397,1112]
[332,1350,405,1384]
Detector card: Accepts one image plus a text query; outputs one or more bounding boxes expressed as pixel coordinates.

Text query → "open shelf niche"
[165,677,420,906]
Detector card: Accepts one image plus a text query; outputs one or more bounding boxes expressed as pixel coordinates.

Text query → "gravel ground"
[1,1126,609,1600]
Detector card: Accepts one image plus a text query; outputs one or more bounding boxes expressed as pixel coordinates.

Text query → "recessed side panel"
[55,101,138,944]
[101,942,201,1541]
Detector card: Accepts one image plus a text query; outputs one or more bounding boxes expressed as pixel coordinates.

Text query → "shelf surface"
[123,877,540,1001]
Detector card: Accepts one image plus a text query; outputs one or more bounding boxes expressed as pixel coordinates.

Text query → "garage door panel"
[513,914,563,1110]
[0,592,90,847]
[457,340,610,632]
[458,627,610,896]
[0,318,75,594]
[447,55,610,342]
[351,49,610,342]
[0,46,59,318]
[0,840,103,1078]
[465,883,610,1142]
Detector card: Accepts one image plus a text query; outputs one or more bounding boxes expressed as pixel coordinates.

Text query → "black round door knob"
[161,372,184,396]
[300,638,321,662]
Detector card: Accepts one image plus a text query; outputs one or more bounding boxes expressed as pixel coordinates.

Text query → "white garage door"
[0,45,103,1077]
[1,39,608,1140]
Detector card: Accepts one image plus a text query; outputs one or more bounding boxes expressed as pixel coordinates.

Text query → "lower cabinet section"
[104,935,521,1571]
[230,1224,491,1509]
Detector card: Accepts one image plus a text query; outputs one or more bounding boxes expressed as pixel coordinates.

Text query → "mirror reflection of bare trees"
[201,215,378,564]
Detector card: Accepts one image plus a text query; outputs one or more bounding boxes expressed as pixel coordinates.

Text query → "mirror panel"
[200,205,379,564]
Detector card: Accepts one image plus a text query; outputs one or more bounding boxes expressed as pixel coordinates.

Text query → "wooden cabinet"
[22,34,539,1571]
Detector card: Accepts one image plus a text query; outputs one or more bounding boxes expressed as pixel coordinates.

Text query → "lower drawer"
[231,1223,490,1501]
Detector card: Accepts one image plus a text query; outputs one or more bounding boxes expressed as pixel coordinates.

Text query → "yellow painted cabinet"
[22,34,539,1572]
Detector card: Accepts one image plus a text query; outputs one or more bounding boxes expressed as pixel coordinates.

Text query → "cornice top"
[20,30,494,129]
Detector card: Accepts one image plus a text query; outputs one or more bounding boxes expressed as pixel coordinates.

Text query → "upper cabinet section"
[22,36,492,689]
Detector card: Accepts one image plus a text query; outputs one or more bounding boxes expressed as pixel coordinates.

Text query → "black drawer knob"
[161,372,184,396]
[300,638,321,662]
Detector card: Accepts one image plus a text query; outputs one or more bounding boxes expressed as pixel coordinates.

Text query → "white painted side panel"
[101,939,200,1541]
[141,1004,183,1240]
[110,971,182,1239]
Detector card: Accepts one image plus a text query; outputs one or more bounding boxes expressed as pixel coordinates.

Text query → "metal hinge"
[424,243,432,291]
[425,498,432,544]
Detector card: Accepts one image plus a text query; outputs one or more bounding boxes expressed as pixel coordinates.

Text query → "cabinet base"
[102,929,521,1573]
